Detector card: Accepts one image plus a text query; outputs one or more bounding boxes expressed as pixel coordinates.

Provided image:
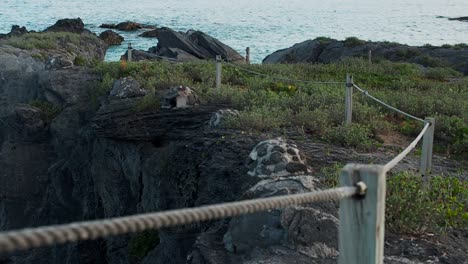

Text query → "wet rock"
[247,138,309,178]
[209,109,240,128]
[161,86,199,109]
[109,77,146,99]
[99,30,124,46]
[139,29,159,38]
[100,22,156,31]
[44,18,88,34]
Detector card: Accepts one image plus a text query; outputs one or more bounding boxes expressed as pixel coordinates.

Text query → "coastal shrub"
[435,115,468,155]
[453,43,468,50]
[29,100,62,121]
[74,56,86,66]
[415,55,449,67]
[344,37,366,47]
[128,230,160,258]
[386,172,468,234]
[395,48,422,59]
[134,93,160,112]
[292,107,332,135]
[224,106,291,131]
[324,124,374,149]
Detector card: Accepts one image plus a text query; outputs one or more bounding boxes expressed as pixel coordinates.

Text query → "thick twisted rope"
[383,122,430,172]
[353,84,426,123]
[225,62,345,85]
[0,186,357,255]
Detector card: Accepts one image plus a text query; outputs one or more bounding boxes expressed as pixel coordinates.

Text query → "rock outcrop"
[449,16,468,21]
[263,38,468,74]
[208,109,240,128]
[139,29,159,38]
[141,27,245,62]
[44,18,89,34]
[99,30,124,46]
[109,77,146,99]
[100,21,156,31]
[0,25,29,38]
[161,86,199,109]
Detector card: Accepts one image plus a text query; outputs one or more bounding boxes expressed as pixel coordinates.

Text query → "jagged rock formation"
[0,25,29,39]
[162,86,199,109]
[110,77,146,99]
[139,29,159,38]
[44,18,90,34]
[263,38,468,74]
[99,30,124,46]
[125,27,245,62]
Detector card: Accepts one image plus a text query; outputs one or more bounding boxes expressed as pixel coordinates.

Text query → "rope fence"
[0,186,359,255]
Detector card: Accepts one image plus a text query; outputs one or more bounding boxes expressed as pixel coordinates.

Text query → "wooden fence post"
[216,55,222,89]
[420,117,435,182]
[246,47,250,64]
[345,73,354,124]
[368,50,372,65]
[127,43,133,62]
[339,164,386,264]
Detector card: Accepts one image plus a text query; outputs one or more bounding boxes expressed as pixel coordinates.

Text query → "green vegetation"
[344,37,366,47]
[91,57,467,156]
[134,93,160,112]
[386,172,467,234]
[29,100,62,121]
[319,165,467,234]
[3,32,81,50]
[74,55,87,66]
[128,230,160,258]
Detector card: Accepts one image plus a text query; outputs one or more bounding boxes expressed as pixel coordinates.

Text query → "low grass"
[3,32,81,50]
[29,100,62,121]
[319,165,468,234]
[91,57,467,156]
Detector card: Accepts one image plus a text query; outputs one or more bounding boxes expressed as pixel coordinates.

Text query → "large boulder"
[99,30,124,46]
[247,138,309,178]
[150,27,245,62]
[139,29,159,38]
[44,18,88,34]
[263,38,468,75]
[109,77,146,99]
[209,109,240,128]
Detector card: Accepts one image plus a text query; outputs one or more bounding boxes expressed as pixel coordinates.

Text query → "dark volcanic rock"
[449,16,468,21]
[139,29,159,38]
[99,30,124,46]
[100,21,156,31]
[263,38,468,74]
[44,18,89,34]
[0,25,29,39]
[150,27,245,62]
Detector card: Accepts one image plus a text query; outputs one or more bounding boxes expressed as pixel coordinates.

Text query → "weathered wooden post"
[420,117,435,182]
[345,73,354,124]
[246,47,250,64]
[368,50,372,65]
[216,55,222,89]
[127,43,133,62]
[339,164,386,264]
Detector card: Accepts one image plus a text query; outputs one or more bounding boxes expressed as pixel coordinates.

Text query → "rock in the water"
[449,16,468,21]
[263,37,468,75]
[151,27,245,62]
[44,18,88,34]
[247,138,309,178]
[162,86,199,109]
[109,77,146,99]
[99,30,124,46]
[209,109,240,128]
[139,29,159,38]
[1,25,29,39]
[100,21,156,31]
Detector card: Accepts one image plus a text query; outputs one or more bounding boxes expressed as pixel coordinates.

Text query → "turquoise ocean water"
[1,0,467,62]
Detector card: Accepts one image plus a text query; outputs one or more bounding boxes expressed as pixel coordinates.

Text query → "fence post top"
[216,55,222,61]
